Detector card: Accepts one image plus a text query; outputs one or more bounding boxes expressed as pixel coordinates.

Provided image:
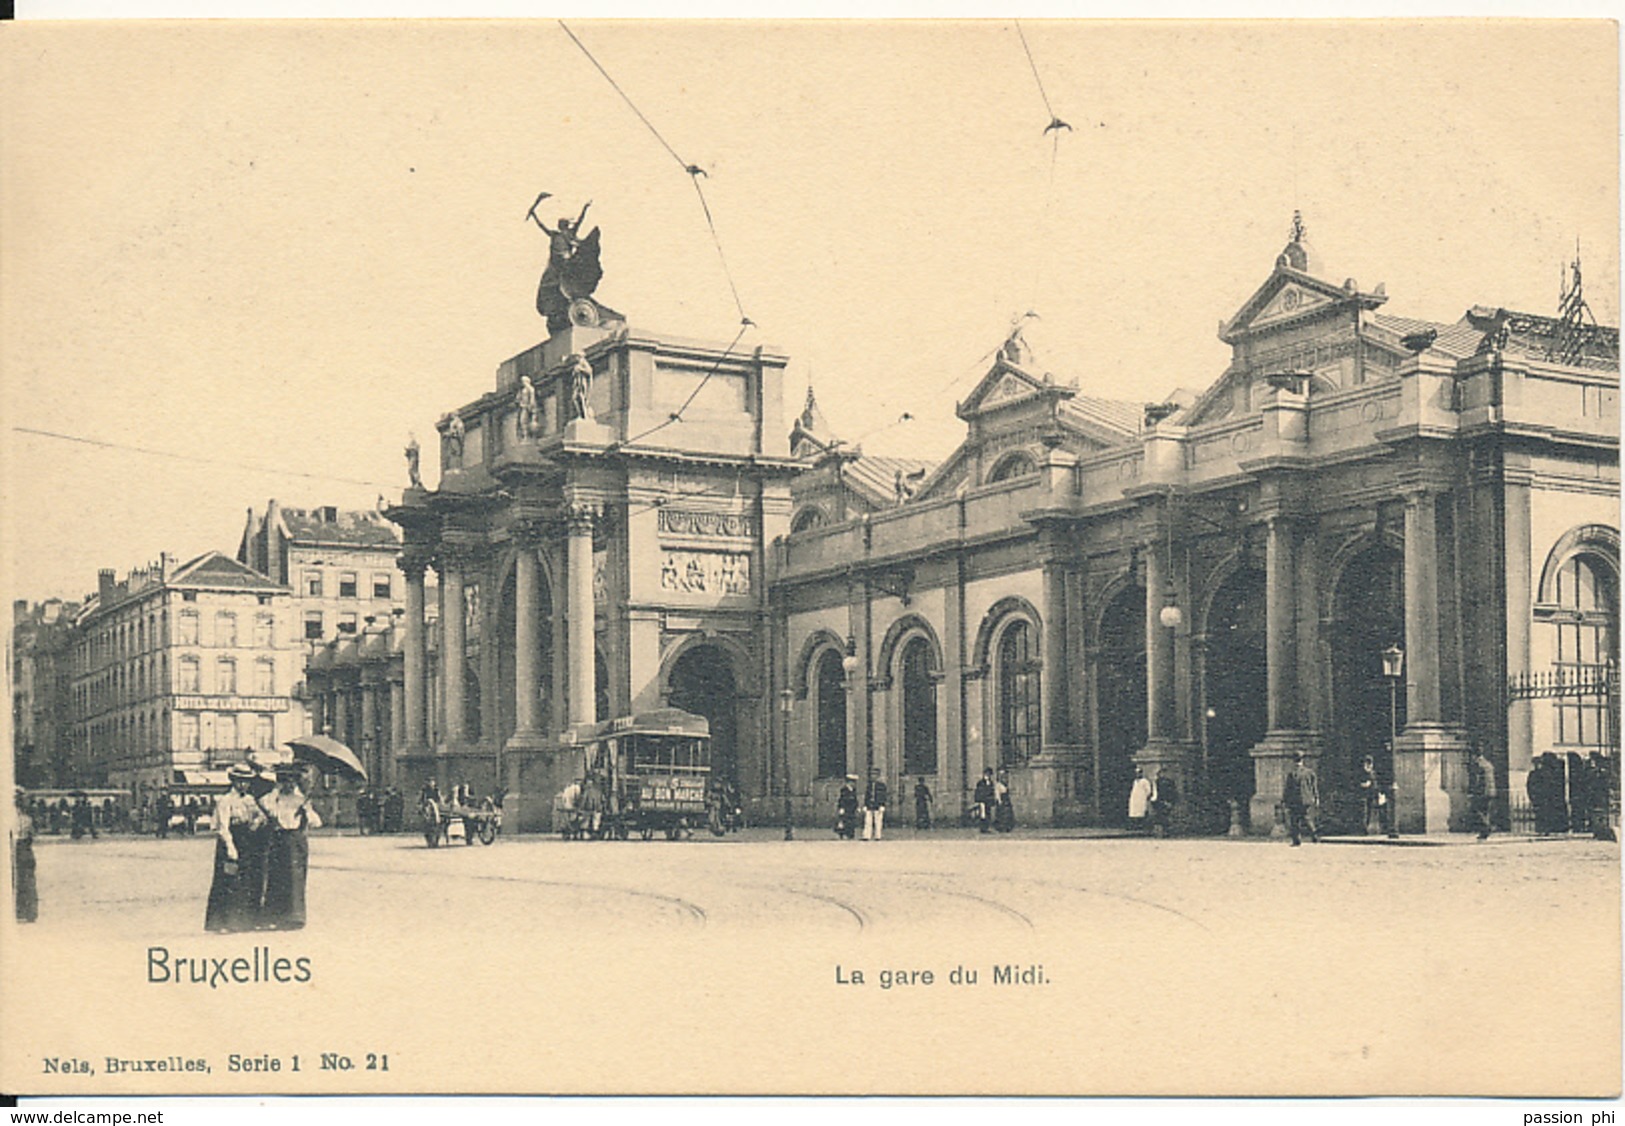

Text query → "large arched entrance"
[667,645,739,789]
[495,565,554,744]
[1203,568,1267,807]
[1096,584,1147,825]
[1330,543,1405,827]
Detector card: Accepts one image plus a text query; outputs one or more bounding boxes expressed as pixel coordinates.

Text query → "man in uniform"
[862,768,889,842]
[1469,747,1497,841]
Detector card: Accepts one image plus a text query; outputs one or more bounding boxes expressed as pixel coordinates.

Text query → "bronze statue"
[531,199,603,331]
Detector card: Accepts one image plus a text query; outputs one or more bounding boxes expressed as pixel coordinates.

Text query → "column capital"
[565,502,600,536]
[511,514,553,551]
[398,548,435,581]
[435,540,487,574]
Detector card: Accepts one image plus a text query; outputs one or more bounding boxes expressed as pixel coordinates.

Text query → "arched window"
[997,619,1041,768]
[791,507,828,534]
[1552,554,1616,748]
[900,638,937,775]
[987,451,1038,484]
[815,648,847,779]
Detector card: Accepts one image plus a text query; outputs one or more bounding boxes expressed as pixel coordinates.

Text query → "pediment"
[957,358,1071,420]
[1220,267,1382,344]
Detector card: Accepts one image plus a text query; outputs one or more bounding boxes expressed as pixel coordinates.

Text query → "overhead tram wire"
[11,426,401,492]
[557,20,751,327]
[1014,20,1072,318]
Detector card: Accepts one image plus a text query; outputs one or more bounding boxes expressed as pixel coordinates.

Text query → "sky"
[2,19,1617,606]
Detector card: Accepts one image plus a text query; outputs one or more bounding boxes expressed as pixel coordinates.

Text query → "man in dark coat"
[973,768,996,834]
[1281,750,1320,846]
[913,778,933,830]
[835,775,859,839]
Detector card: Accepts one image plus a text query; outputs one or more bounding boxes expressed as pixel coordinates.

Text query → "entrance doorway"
[1203,568,1267,807]
[667,646,739,789]
[1330,544,1405,828]
[1096,584,1147,825]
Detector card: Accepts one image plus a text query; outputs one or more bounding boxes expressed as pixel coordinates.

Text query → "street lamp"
[1381,643,1404,839]
[779,688,795,840]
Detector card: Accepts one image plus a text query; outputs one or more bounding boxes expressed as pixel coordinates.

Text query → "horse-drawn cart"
[421,797,501,847]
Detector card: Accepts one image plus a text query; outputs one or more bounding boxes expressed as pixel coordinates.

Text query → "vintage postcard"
[1,18,1619,1099]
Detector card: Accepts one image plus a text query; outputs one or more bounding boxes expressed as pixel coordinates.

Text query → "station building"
[382,221,1619,834]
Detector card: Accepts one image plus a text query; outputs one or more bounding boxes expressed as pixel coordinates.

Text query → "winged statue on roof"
[529,194,606,331]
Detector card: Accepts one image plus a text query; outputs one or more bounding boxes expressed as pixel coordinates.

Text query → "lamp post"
[1381,643,1404,839]
[842,638,865,779]
[779,688,795,840]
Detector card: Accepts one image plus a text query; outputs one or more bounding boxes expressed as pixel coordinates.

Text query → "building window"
[373,572,393,600]
[255,715,275,752]
[988,451,1039,484]
[216,714,237,752]
[815,648,848,779]
[1552,554,1616,747]
[182,591,197,602]
[216,658,237,695]
[215,612,237,647]
[900,637,937,776]
[178,713,199,751]
[997,619,1042,768]
[304,570,323,598]
[177,610,199,646]
[304,611,324,640]
[338,612,358,634]
[254,614,274,648]
[178,656,200,693]
[255,659,275,696]
[791,507,828,534]
[339,571,358,598]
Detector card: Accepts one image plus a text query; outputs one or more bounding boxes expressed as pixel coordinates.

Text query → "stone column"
[1041,556,1070,749]
[566,504,598,729]
[438,553,467,748]
[1265,516,1298,730]
[1144,537,1175,743]
[401,556,430,753]
[359,673,379,781]
[332,689,349,744]
[509,529,546,744]
[1393,488,1469,832]
[388,674,405,784]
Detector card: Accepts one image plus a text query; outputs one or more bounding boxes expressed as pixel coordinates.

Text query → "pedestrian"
[1529,754,1566,835]
[205,763,269,933]
[1469,747,1497,840]
[1586,752,1616,842]
[1149,770,1177,838]
[913,778,934,830]
[261,763,321,931]
[154,794,170,840]
[974,767,996,833]
[835,774,859,839]
[1566,752,1590,834]
[184,795,200,835]
[1128,765,1153,833]
[1356,754,1380,835]
[385,787,405,833]
[579,772,604,838]
[13,788,38,923]
[1281,750,1320,846]
[993,772,1015,833]
[862,768,888,841]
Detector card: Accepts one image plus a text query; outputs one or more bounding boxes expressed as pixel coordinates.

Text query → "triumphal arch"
[389,213,794,830]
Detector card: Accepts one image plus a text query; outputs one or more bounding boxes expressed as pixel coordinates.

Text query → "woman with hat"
[205,762,269,933]
[261,762,322,931]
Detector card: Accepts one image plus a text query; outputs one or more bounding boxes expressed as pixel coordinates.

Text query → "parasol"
[283,734,368,782]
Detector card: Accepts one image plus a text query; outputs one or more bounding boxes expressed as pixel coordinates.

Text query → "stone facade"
[65,552,300,794]
[776,229,1619,834]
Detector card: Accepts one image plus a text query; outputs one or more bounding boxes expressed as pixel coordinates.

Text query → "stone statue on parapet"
[405,434,422,489]
[1002,311,1038,366]
[445,413,466,463]
[528,194,604,332]
[567,353,595,423]
[516,375,539,437]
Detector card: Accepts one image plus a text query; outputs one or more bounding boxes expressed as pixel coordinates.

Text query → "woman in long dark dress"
[205,763,268,933]
[13,787,38,923]
[261,763,321,930]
